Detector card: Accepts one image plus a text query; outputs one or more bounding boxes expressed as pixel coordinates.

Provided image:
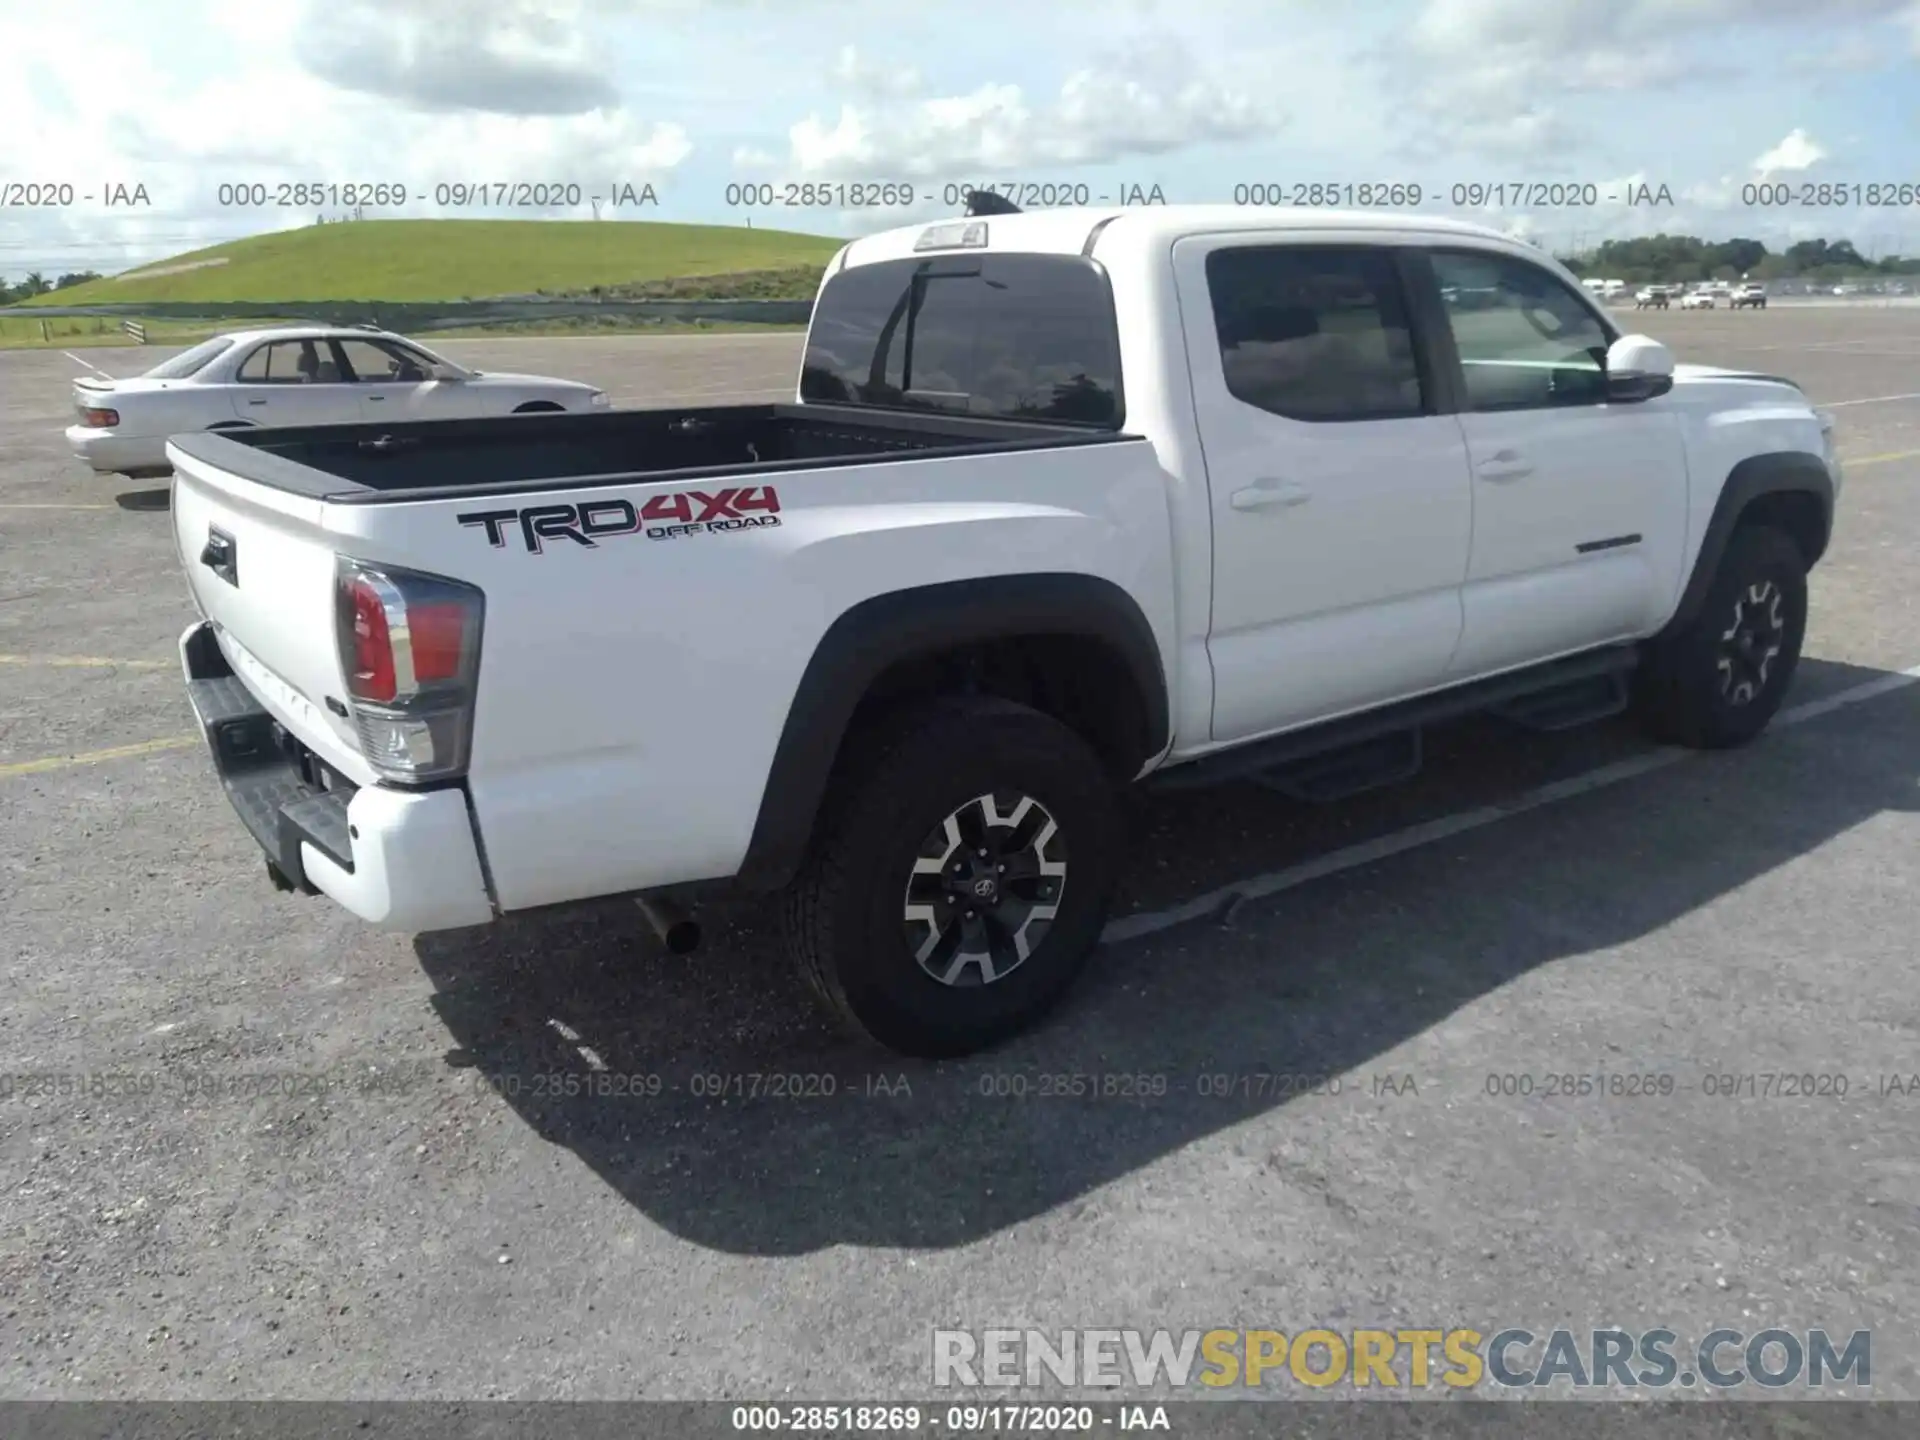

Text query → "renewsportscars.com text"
[931,1327,1871,1391]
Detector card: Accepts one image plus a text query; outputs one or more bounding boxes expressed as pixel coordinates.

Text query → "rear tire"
[1634,524,1807,749]
[782,697,1122,1058]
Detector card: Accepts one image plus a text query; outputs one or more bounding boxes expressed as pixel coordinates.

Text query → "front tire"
[782,697,1122,1058]
[1634,524,1808,749]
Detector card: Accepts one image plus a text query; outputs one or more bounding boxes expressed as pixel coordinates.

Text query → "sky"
[3,0,1919,282]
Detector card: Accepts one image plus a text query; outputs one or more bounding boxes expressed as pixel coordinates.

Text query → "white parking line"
[63,351,115,377]
[1100,661,1920,946]
[1824,392,1920,408]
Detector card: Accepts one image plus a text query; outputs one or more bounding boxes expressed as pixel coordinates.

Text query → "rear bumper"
[66,425,165,474]
[180,620,495,932]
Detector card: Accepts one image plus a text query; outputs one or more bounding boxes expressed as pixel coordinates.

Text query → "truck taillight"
[334,558,484,783]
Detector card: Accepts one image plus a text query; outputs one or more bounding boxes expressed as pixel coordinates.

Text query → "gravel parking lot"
[3,307,1918,1407]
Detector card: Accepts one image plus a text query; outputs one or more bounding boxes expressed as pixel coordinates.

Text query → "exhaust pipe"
[635,894,701,955]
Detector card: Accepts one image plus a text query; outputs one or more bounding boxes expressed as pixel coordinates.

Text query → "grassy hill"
[30,218,842,305]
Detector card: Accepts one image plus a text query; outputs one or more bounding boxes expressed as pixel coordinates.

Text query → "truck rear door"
[1172,233,1473,741]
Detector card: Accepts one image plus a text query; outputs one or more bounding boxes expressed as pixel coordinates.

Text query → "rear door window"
[801,254,1123,426]
[236,340,336,384]
[1203,245,1426,422]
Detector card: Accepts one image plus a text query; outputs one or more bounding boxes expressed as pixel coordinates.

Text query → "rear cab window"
[142,336,236,380]
[800,254,1124,426]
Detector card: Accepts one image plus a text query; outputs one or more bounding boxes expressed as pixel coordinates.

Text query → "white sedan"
[1678,290,1716,310]
[66,326,611,479]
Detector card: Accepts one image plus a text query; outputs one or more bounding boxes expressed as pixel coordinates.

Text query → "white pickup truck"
[169,205,1842,1057]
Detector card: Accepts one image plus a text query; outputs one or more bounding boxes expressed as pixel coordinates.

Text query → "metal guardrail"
[0,298,815,329]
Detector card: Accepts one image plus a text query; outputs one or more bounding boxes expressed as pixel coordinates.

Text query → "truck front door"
[1421,246,1689,679]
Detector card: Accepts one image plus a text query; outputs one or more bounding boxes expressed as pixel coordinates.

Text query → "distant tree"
[1783,239,1831,271]
[1562,233,1910,283]
[1824,239,1866,269]
[1704,237,1767,275]
[54,270,101,290]
[20,270,48,297]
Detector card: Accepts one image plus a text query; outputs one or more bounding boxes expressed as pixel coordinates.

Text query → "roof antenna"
[963,188,1022,217]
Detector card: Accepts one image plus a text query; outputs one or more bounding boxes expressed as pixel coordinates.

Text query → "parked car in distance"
[1634,286,1670,309]
[168,203,1842,1057]
[1679,289,1716,309]
[66,326,612,480]
[1730,284,1768,310]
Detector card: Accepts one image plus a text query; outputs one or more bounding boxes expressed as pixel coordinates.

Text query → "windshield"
[800,254,1123,426]
[141,335,237,379]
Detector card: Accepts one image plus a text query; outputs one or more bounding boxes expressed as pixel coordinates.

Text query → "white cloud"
[1393,0,1913,164]
[778,48,1280,178]
[832,46,922,100]
[0,0,693,282]
[3,0,1917,280]
[1790,30,1899,71]
[295,0,621,114]
[1753,128,1827,176]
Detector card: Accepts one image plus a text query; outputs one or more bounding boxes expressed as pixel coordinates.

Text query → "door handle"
[246,399,267,406]
[1475,449,1533,482]
[1230,478,1311,512]
[366,394,385,402]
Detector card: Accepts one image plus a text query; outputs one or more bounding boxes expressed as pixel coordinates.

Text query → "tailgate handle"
[200,526,238,587]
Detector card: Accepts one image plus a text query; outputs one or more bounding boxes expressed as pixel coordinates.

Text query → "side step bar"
[1154,645,1639,798]
[1490,669,1632,732]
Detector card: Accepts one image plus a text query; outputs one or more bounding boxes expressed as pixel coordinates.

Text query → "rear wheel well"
[1735,488,1827,568]
[512,400,565,413]
[841,634,1156,785]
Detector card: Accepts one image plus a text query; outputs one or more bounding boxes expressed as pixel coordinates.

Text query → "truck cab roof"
[839,205,1532,269]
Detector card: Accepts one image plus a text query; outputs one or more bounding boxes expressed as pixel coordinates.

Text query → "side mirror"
[1604,334,1674,403]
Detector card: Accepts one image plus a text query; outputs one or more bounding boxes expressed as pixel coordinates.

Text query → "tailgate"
[169,446,372,782]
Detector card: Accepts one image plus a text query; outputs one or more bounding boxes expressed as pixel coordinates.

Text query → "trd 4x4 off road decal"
[459,485,782,554]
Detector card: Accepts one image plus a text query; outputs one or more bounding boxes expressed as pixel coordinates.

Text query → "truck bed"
[167,402,1133,504]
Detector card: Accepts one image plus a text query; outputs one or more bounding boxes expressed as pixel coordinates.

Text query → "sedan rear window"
[801,254,1123,426]
[142,336,237,380]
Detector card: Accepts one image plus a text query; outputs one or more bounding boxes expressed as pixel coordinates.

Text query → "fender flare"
[1657,450,1833,642]
[735,573,1170,891]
